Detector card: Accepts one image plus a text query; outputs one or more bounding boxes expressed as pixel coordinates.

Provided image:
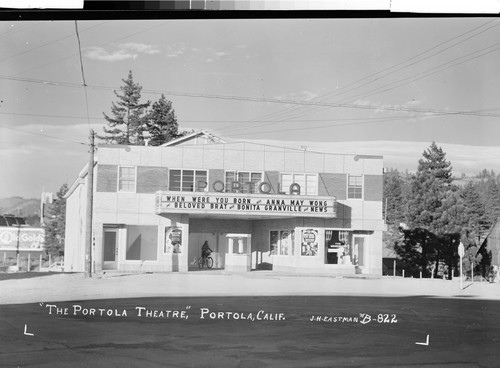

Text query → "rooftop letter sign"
[155,191,336,218]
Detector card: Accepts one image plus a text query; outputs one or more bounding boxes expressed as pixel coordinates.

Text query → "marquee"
[155,191,336,218]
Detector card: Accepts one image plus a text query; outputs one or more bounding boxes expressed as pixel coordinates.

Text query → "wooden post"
[85,130,95,278]
[27,253,30,272]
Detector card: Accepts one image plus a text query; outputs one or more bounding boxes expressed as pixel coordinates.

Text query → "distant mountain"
[0,197,40,217]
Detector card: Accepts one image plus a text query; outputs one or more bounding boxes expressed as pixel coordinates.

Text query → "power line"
[0,22,39,40]
[0,110,431,123]
[11,21,168,78]
[339,40,500,105]
[223,102,500,138]
[74,20,92,131]
[2,74,500,120]
[0,111,103,120]
[0,123,87,145]
[220,18,500,136]
[223,115,415,138]
[0,22,108,65]
[323,18,500,103]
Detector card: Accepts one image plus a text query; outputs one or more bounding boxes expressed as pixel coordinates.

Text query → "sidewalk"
[1,271,499,305]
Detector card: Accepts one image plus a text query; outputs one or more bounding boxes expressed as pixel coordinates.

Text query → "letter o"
[212,180,225,192]
[258,182,272,194]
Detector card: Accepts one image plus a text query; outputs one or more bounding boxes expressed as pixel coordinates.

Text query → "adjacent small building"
[64,132,386,275]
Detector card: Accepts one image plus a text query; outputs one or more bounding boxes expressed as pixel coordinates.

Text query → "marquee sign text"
[155,191,336,218]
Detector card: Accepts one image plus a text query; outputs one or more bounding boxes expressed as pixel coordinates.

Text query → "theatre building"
[64,132,385,275]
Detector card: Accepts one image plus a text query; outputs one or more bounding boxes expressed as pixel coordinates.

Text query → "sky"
[1,16,500,199]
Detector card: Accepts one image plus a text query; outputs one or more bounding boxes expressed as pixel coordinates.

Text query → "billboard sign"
[0,227,45,251]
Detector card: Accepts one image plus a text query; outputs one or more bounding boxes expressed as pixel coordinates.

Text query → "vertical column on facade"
[228,238,234,254]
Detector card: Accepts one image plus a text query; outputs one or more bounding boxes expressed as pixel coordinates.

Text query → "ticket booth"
[225,233,251,272]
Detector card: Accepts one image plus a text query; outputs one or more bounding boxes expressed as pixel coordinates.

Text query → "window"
[126,225,158,261]
[225,171,262,193]
[169,169,207,192]
[280,173,317,195]
[348,175,363,199]
[119,166,135,192]
[325,230,352,265]
[270,229,293,256]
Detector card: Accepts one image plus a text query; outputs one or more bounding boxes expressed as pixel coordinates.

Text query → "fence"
[0,252,64,272]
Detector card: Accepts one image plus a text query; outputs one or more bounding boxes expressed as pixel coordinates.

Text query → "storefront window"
[301,229,318,256]
[270,231,279,255]
[119,166,135,192]
[169,169,207,192]
[280,173,317,195]
[126,225,158,261]
[325,230,353,265]
[225,171,262,193]
[280,230,290,255]
[270,230,293,256]
[348,175,363,199]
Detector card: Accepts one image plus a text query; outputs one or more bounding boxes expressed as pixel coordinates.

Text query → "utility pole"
[85,129,95,278]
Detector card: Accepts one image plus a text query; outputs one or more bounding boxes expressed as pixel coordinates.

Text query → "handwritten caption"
[41,303,397,325]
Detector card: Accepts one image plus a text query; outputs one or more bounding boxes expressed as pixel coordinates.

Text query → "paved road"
[1,295,499,367]
[1,271,500,305]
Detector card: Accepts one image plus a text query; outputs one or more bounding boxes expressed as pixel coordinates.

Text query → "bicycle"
[198,255,214,269]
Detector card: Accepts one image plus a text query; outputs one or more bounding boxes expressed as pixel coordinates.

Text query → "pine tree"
[405,142,453,232]
[482,177,500,227]
[44,184,68,257]
[402,142,454,277]
[145,94,181,146]
[460,181,485,244]
[99,71,150,145]
[434,189,464,279]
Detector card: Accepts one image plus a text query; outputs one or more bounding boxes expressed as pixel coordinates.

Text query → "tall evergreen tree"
[402,142,454,277]
[460,181,486,244]
[145,94,181,146]
[433,188,464,279]
[405,142,453,232]
[482,177,500,227]
[44,184,68,257]
[99,71,150,145]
